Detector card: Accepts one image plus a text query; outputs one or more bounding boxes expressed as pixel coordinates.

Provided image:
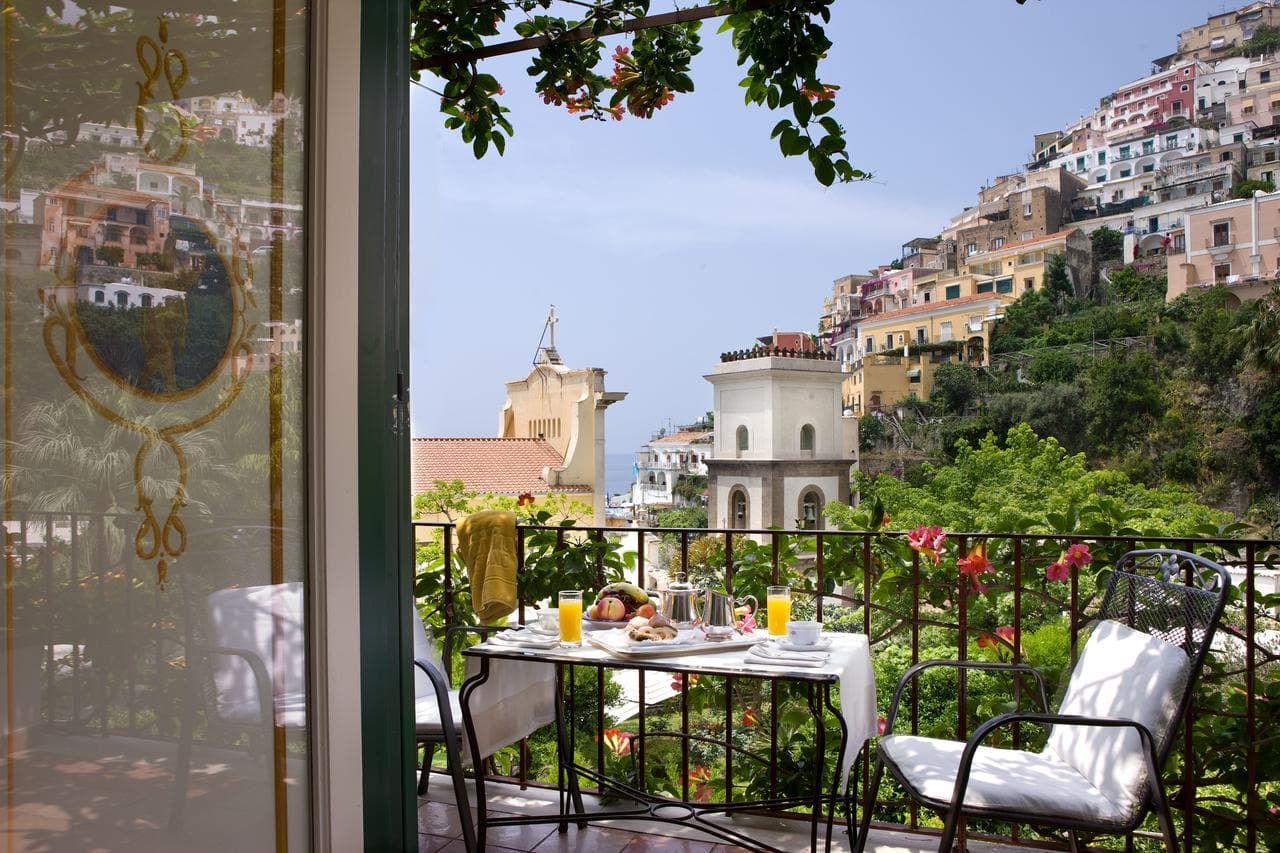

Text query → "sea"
[604,452,637,499]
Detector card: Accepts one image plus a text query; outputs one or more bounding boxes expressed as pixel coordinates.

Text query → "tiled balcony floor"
[419,775,1027,853]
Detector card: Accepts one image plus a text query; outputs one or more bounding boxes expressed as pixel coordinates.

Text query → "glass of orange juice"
[558,590,584,647]
[766,586,791,637]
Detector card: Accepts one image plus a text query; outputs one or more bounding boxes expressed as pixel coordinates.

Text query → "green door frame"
[358,0,415,848]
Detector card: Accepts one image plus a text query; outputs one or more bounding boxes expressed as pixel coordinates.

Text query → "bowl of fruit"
[584,582,655,628]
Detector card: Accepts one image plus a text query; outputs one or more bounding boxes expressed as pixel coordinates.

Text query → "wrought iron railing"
[416,519,1280,851]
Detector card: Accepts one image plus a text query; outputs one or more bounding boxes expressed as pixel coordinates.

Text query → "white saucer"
[775,637,832,652]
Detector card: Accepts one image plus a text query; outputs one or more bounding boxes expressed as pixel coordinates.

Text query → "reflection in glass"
[2,4,308,851]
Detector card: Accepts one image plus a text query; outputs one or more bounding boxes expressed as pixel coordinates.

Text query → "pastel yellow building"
[846,230,1091,414]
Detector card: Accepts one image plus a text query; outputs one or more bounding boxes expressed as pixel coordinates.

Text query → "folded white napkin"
[486,629,560,650]
[742,646,828,667]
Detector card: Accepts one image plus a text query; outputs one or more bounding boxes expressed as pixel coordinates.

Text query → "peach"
[635,603,656,619]
[598,596,627,621]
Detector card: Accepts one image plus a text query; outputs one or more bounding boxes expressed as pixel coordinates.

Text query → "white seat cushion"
[416,690,463,737]
[1046,619,1190,822]
[880,735,1132,826]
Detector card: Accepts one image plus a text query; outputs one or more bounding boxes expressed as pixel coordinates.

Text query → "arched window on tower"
[735,425,749,457]
[800,424,815,454]
[730,487,749,530]
[798,488,823,531]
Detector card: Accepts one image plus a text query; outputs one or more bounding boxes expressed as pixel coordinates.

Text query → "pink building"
[1167,189,1280,303]
[1106,62,1203,140]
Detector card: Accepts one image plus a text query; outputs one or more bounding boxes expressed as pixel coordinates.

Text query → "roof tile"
[410,438,589,496]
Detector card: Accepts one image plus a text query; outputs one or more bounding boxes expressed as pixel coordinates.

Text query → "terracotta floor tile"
[619,835,718,852]
[531,824,640,853]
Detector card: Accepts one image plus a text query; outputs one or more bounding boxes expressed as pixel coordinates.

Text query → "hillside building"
[1167,188,1280,303]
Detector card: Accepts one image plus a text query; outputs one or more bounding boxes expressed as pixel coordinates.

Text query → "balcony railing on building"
[413,519,1279,851]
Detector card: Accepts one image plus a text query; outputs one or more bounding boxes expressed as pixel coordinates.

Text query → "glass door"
[1,3,310,850]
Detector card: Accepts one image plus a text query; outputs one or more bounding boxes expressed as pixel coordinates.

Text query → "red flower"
[995,626,1015,645]
[671,672,699,692]
[880,512,891,528]
[1063,543,1093,569]
[877,715,887,736]
[957,543,993,595]
[516,492,535,507]
[907,525,947,565]
[1046,561,1070,583]
[741,708,760,727]
[597,728,633,758]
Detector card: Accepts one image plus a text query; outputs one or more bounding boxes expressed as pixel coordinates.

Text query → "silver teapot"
[659,572,702,627]
[703,589,758,639]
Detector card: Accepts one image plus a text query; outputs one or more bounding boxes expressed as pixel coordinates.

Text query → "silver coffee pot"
[659,573,702,627]
[703,589,758,639]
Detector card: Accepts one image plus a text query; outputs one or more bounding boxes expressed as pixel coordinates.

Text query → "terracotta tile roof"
[410,438,589,496]
[967,229,1077,261]
[652,430,713,445]
[857,293,1000,326]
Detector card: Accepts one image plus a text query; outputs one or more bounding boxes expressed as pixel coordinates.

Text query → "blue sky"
[409,0,1223,452]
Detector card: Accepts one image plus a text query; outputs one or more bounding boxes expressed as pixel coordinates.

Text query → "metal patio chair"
[854,548,1231,853]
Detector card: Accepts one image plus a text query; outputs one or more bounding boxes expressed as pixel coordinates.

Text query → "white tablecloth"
[471,631,876,792]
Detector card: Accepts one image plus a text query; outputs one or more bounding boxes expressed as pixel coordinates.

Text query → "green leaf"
[819,116,841,135]
[491,132,505,156]
[793,96,812,124]
[780,128,809,157]
[813,98,836,116]
[770,119,791,139]
[766,86,779,110]
[472,135,489,159]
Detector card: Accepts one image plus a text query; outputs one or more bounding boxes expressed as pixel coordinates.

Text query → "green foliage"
[1025,349,1077,385]
[1090,226,1124,263]
[1042,252,1074,305]
[1106,266,1166,303]
[95,245,124,265]
[929,363,979,416]
[984,385,1088,454]
[1233,178,1276,199]
[1235,23,1280,56]
[672,474,708,503]
[655,506,707,529]
[1249,390,1280,480]
[840,424,1230,535]
[1083,350,1165,453]
[859,413,887,452]
[991,288,1054,353]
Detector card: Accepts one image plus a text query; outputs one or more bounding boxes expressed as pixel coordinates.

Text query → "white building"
[704,347,857,532]
[49,279,186,310]
[629,427,712,514]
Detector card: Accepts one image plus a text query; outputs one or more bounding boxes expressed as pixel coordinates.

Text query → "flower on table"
[736,604,757,634]
[1046,561,1070,583]
[907,525,947,565]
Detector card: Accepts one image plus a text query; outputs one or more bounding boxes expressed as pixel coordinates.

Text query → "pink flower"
[995,626,1015,645]
[736,606,757,634]
[1063,543,1093,569]
[877,715,887,736]
[1046,561,1070,583]
[671,672,699,692]
[907,525,947,565]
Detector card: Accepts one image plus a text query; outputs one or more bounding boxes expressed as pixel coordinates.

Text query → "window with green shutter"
[976,281,994,294]
[996,278,1014,294]
[945,284,961,300]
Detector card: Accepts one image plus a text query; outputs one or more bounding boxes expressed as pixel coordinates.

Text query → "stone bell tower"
[704,335,857,532]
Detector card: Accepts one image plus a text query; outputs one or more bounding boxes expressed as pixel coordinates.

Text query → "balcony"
[412,520,1277,853]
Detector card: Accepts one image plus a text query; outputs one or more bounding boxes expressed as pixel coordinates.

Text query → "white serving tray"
[587,627,764,658]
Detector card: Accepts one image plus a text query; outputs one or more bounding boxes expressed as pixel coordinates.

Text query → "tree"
[1235,285,1280,373]
[930,363,979,416]
[655,506,707,529]
[1083,350,1165,452]
[1105,266,1166,302]
[95,245,124,265]
[408,0,1032,185]
[859,413,887,452]
[1090,226,1124,263]
[1236,23,1280,56]
[1233,178,1276,199]
[1042,252,1074,306]
[1026,349,1078,385]
[991,288,1054,353]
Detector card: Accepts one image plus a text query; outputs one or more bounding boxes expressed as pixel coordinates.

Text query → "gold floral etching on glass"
[38,20,257,589]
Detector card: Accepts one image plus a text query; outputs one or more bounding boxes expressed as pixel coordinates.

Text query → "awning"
[907,367,921,378]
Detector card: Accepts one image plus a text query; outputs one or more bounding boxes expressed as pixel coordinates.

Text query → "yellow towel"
[457,510,519,625]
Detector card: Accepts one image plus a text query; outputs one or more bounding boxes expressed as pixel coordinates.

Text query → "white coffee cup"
[537,608,559,633]
[785,620,821,646]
